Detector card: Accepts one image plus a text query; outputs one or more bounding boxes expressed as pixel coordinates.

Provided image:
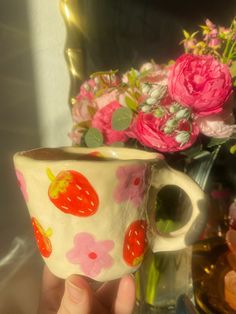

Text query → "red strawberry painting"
[123,220,147,266]
[31,217,52,258]
[47,169,99,217]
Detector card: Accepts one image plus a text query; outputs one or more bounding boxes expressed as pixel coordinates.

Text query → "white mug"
[14,146,206,282]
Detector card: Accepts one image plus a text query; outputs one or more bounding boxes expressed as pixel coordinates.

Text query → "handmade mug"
[13,146,206,282]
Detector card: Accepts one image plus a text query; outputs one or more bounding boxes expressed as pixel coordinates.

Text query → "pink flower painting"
[15,170,28,202]
[66,233,114,278]
[113,164,147,208]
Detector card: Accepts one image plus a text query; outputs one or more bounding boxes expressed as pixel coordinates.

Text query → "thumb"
[57,275,91,314]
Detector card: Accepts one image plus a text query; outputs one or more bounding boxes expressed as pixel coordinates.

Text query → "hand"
[38,266,136,314]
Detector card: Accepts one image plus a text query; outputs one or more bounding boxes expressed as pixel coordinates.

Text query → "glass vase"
[134,148,220,313]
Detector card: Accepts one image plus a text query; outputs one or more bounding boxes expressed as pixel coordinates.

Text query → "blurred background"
[0,0,235,313]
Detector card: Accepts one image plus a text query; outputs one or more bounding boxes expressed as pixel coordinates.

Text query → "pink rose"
[168,54,232,116]
[68,128,83,145]
[196,101,236,138]
[77,79,96,101]
[91,101,128,145]
[140,62,168,85]
[94,89,119,109]
[133,112,199,152]
[71,98,97,124]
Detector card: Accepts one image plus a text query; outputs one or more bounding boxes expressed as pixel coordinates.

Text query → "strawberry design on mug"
[123,220,147,266]
[47,169,99,217]
[31,217,52,257]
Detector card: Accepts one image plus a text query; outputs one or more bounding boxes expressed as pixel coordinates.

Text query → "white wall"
[27,0,72,147]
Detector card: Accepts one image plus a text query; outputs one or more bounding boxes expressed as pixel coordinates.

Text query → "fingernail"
[66,280,85,304]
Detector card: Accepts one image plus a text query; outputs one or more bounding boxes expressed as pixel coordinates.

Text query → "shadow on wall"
[0,0,40,252]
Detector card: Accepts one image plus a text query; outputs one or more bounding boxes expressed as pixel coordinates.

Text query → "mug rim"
[14,146,165,162]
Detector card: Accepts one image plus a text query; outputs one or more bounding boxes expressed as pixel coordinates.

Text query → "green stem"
[222,35,232,63]
[227,41,236,62]
[46,168,56,182]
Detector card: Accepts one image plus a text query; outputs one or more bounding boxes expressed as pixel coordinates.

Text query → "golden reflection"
[63,3,71,20]
[60,0,86,110]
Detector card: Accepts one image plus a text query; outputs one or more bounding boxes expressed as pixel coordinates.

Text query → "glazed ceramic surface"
[14,146,206,281]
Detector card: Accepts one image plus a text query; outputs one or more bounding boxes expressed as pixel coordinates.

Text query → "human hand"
[38,266,136,314]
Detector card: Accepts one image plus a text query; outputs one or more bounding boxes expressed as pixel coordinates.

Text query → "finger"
[95,279,120,310]
[57,275,92,314]
[38,266,64,314]
[42,266,64,295]
[113,275,136,314]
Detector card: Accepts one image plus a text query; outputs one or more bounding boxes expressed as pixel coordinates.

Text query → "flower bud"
[146,97,157,105]
[169,103,181,113]
[166,118,178,128]
[175,108,190,120]
[175,131,190,145]
[154,107,165,118]
[149,88,159,98]
[163,126,174,134]
[141,83,151,94]
[141,105,151,112]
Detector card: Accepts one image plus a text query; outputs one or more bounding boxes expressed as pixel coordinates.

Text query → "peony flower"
[196,98,236,138]
[68,127,83,145]
[140,62,168,85]
[91,101,128,145]
[168,54,232,116]
[66,232,114,278]
[77,79,96,102]
[196,113,236,138]
[132,111,199,152]
[71,98,97,124]
[113,164,147,207]
[94,89,119,110]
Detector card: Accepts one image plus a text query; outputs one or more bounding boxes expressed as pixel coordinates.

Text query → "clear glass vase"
[134,148,220,313]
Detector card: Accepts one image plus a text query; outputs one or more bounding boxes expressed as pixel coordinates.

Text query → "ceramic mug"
[13,146,206,282]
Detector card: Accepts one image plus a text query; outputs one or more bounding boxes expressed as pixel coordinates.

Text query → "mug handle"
[148,161,208,253]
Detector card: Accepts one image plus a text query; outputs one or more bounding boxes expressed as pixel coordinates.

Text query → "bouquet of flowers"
[69,18,236,159]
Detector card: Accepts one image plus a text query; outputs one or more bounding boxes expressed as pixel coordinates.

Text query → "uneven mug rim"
[14,146,165,162]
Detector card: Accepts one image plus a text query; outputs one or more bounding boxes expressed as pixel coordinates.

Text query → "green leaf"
[180,144,203,158]
[230,60,236,79]
[125,96,138,111]
[127,68,139,87]
[190,31,199,38]
[192,150,211,159]
[183,30,190,39]
[207,137,228,148]
[230,143,236,154]
[156,219,181,233]
[112,107,133,131]
[84,128,103,148]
